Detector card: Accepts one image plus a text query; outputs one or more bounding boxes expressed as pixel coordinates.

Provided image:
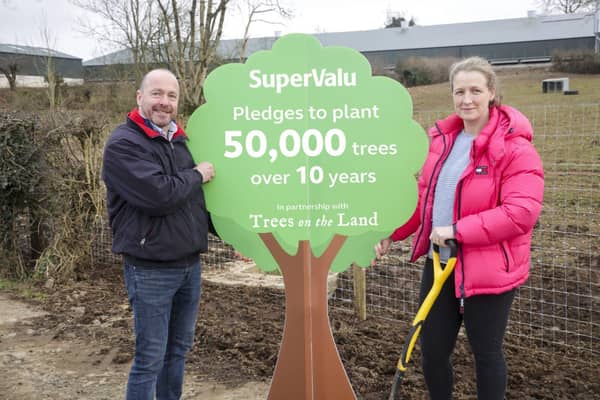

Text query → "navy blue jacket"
[102,109,212,268]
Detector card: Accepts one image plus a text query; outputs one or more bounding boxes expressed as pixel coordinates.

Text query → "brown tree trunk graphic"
[260,233,357,400]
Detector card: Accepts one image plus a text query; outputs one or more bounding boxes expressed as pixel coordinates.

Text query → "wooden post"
[352,264,367,321]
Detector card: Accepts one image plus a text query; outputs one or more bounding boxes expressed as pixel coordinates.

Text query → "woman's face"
[452,70,495,126]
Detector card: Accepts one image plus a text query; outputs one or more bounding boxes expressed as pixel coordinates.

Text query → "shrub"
[0,81,137,116]
[0,111,109,281]
[84,81,137,115]
[35,112,109,280]
[0,88,51,112]
[395,56,458,87]
[0,114,41,277]
[551,50,600,74]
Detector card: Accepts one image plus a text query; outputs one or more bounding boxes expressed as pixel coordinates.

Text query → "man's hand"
[195,162,215,183]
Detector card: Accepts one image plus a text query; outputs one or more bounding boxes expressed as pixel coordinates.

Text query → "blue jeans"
[124,261,202,400]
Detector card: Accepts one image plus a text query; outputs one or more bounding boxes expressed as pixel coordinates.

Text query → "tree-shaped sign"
[187,34,427,399]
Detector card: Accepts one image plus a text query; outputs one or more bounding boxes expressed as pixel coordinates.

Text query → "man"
[102,68,215,400]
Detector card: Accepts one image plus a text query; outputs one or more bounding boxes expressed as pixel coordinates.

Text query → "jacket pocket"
[500,242,510,272]
[139,214,157,248]
[183,204,198,243]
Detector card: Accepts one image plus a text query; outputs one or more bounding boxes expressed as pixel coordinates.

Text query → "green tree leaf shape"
[187,34,427,272]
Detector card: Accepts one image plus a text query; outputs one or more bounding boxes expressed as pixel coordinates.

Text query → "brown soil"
[1,262,598,399]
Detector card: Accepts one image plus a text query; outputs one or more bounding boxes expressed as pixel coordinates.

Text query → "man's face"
[136,70,179,130]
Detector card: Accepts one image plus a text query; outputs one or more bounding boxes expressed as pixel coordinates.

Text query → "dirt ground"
[1,262,598,400]
[0,294,269,400]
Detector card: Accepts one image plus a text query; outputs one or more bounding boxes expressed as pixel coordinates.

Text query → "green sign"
[187,34,427,272]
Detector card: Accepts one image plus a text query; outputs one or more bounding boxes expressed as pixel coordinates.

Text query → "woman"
[376,57,544,399]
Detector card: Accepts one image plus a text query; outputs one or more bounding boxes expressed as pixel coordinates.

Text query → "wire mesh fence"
[330,104,600,362]
[91,221,239,269]
[91,103,599,362]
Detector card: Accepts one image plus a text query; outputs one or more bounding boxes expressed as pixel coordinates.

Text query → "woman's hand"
[234,251,252,262]
[372,237,393,265]
[429,226,455,247]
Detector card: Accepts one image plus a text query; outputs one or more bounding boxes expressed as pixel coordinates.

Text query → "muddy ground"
[1,262,598,400]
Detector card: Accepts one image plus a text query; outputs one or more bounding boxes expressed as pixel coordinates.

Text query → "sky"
[0,0,540,61]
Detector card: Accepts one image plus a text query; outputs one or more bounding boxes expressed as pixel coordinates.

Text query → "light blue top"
[430,130,475,262]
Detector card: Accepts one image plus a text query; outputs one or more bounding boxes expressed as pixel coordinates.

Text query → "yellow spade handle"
[397,240,458,370]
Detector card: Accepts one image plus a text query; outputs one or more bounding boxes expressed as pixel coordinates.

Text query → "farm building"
[0,43,83,89]
[83,11,600,80]
[320,10,600,69]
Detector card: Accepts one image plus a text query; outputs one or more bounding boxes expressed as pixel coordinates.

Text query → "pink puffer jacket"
[391,105,544,299]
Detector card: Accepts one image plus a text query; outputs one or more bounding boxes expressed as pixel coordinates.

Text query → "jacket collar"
[127,108,187,140]
[430,105,533,162]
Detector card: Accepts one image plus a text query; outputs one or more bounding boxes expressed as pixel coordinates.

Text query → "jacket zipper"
[141,140,173,248]
[411,124,450,261]
[456,143,477,314]
[456,180,466,314]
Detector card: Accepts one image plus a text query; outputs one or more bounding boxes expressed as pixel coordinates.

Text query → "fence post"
[352,264,367,320]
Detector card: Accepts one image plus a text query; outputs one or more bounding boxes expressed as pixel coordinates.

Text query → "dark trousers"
[419,257,516,400]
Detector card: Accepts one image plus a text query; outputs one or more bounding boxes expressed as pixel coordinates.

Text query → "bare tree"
[385,15,416,28]
[384,8,417,29]
[0,1,20,90]
[39,24,62,110]
[235,0,293,61]
[155,0,232,112]
[70,0,161,82]
[75,0,232,110]
[537,0,600,13]
[0,57,19,90]
[73,0,291,111]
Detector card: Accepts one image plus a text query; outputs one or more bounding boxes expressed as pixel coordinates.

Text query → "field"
[1,66,599,399]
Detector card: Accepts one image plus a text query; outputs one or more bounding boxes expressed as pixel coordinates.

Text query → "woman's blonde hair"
[449,56,502,107]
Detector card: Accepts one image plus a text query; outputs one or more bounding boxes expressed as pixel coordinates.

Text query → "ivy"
[0,115,41,253]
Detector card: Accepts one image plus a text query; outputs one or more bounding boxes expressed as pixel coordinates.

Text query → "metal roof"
[313,12,597,52]
[83,12,598,66]
[83,48,133,66]
[0,43,81,60]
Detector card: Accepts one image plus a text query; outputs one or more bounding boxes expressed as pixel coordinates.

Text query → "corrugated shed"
[83,12,598,66]
[313,13,596,52]
[0,43,81,60]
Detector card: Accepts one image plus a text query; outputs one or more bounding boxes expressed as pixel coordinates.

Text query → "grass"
[407,66,600,218]
[0,64,597,363]
[376,67,600,362]
[407,65,600,112]
[0,277,46,301]
[1,65,599,273]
